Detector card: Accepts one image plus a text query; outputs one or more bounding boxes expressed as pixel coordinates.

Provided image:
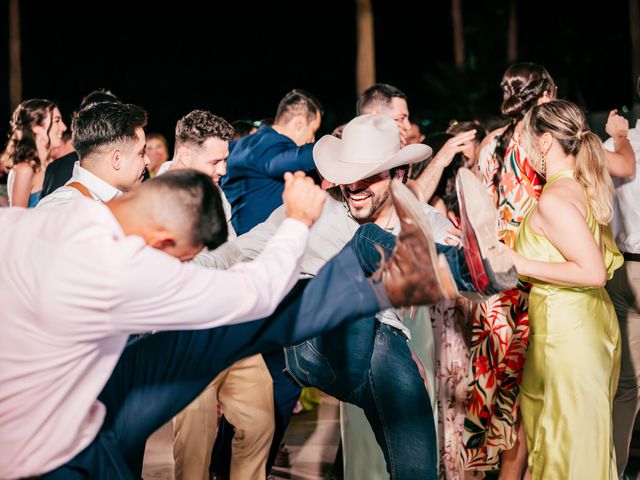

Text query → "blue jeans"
[284,224,474,480]
[41,245,381,479]
[350,223,475,292]
[210,225,475,477]
[285,320,437,480]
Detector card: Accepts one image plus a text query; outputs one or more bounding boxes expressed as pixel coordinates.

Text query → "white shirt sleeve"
[110,217,308,332]
[422,203,455,244]
[194,204,285,269]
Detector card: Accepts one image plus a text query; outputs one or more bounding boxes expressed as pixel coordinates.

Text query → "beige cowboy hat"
[313,114,432,185]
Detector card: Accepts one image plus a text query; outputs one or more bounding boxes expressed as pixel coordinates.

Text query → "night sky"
[0,0,636,148]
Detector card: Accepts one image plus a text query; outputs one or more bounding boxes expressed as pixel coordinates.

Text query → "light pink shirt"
[0,199,309,478]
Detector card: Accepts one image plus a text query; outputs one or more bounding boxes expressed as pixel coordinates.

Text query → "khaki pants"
[607,259,640,475]
[173,354,274,480]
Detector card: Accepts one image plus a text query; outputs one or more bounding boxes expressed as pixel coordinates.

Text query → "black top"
[41,152,79,198]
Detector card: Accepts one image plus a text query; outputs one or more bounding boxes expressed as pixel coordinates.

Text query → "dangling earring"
[539,152,547,177]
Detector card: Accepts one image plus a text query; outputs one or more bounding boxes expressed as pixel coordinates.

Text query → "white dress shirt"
[196,195,453,338]
[157,160,236,239]
[604,120,640,253]
[0,199,308,478]
[36,161,122,209]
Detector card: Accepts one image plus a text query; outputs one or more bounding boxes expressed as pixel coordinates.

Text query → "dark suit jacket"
[41,152,78,198]
[220,126,315,235]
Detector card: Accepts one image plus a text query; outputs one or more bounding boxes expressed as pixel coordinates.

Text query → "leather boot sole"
[455,168,518,296]
[390,180,445,304]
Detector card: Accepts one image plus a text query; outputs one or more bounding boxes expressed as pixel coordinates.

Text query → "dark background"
[0,0,637,149]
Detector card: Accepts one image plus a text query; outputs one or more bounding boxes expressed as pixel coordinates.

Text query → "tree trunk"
[9,0,22,111]
[356,0,375,97]
[630,0,640,98]
[451,0,465,69]
[507,0,518,63]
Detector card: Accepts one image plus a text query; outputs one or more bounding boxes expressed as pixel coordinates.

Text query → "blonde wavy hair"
[521,100,614,225]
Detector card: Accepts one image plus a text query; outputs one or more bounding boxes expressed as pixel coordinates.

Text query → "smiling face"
[185,137,229,185]
[33,107,67,150]
[387,97,411,134]
[115,127,150,191]
[339,171,394,224]
[146,137,169,174]
[47,108,67,148]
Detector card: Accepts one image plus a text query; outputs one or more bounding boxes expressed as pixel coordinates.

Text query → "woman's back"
[478,130,543,247]
[516,170,621,287]
[514,169,622,480]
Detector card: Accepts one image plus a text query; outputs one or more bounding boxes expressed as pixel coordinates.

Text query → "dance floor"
[142,394,341,480]
[142,394,640,479]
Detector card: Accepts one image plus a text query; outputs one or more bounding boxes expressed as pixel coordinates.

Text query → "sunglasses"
[358,171,391,185]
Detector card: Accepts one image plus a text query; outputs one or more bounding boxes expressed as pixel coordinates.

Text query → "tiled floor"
[141,395,340,480]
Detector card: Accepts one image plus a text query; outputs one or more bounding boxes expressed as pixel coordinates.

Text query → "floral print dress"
[461,131,543,470]
[430,298,484,479]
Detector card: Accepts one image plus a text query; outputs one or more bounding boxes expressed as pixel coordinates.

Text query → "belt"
[623,252,640,262]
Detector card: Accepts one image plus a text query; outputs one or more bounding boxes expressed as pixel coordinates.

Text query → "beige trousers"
[173,354,274,480]
[607,259,640,475]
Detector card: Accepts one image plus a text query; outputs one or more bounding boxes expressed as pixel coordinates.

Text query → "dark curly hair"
[3,99,58,172]
[175,110,234,147]
[492,63,556,190]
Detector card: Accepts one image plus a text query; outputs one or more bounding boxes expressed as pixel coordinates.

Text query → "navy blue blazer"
[221,125,315,235]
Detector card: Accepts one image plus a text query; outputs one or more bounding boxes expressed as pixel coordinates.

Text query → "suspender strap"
[67,182,93,199]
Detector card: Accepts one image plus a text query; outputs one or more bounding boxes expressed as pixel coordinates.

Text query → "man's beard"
[343,187,390,222]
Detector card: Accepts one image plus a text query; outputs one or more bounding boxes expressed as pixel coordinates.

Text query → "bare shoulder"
[538,178,587,218]
[13,162,34,174]
[12,162,36,181]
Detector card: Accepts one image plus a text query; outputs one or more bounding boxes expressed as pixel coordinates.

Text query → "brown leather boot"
[373,180,445,307]
[455,167,518,296]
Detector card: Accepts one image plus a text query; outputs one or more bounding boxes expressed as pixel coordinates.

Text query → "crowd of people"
[0,61,639,480]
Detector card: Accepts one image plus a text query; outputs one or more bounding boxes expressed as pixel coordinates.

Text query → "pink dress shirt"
[0,199,308,478]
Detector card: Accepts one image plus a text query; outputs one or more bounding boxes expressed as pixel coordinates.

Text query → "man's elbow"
[617,160,636,177]
[610,154,637,177]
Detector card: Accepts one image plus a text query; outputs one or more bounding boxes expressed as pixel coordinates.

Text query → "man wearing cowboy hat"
[196,113,516,478]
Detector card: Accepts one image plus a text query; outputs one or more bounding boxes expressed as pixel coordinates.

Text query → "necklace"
[383,210,396,231]
[342,200,396,233]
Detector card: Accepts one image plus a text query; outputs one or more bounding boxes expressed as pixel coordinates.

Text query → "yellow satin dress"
[514,170,623,479]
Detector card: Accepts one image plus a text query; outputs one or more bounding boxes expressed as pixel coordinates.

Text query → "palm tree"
[630,0,640,98]
[507,0,518,63]
[451,0,465,69]
[9,0,22,110]
[356,0,375,96]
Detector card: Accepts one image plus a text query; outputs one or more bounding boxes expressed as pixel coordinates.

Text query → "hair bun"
[501,95,526,119]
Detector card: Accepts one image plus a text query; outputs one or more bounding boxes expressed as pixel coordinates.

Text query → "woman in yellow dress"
[510,99,623,479]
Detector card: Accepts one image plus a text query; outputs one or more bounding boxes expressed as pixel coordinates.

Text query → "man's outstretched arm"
[108,172,327,334]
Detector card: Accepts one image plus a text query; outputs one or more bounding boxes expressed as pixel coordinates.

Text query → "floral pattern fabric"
[461,132,543,470]
[430,298,484,479]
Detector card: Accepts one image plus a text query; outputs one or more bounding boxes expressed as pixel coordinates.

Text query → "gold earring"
[540,152,547,175]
